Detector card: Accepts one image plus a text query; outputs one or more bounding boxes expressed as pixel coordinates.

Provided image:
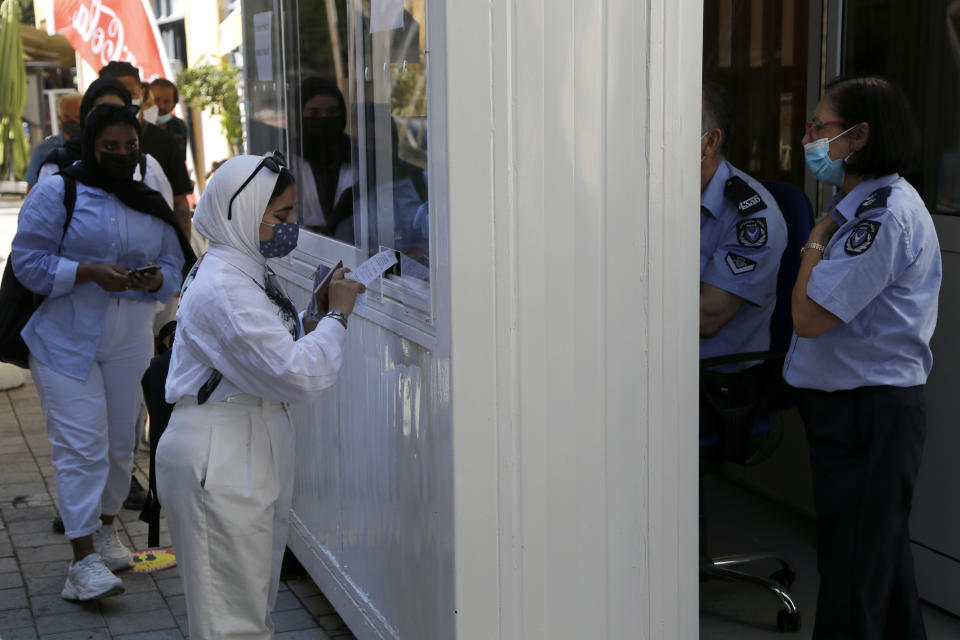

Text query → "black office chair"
[699,180,812,633]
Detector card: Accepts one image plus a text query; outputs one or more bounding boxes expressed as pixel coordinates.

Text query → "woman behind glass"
[786,76,941,639]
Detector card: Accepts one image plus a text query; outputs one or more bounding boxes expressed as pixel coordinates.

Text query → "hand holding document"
[344,250,398,313]
[306,260,342,320]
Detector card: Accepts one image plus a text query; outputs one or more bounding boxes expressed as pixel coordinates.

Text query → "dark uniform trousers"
[793,385,927,640]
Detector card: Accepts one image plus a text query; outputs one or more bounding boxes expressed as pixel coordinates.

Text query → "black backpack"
[0,177,77,368]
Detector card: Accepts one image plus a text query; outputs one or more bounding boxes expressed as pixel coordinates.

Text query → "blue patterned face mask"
[259,221,300,258]
[803,124,857,187]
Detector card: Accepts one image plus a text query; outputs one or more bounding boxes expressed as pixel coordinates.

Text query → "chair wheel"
[777,610,801,632]
[770,567,796,588]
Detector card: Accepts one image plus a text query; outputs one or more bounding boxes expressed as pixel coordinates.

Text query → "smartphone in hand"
[131,265,161,276]
[307,260,342,319]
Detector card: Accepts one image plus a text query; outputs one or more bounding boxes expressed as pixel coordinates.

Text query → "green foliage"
[178,60,244,154]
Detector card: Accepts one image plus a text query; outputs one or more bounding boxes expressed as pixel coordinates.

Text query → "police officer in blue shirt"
[700,82,787,365]
[785,76,941,640]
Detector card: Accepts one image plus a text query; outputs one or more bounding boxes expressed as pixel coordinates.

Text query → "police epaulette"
[724,175,767,216]
[855,186,892,218]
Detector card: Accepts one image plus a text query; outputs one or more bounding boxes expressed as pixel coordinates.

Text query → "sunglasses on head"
[227,149,287,220]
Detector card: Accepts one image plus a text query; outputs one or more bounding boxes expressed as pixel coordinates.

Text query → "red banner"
[49,0,172,81]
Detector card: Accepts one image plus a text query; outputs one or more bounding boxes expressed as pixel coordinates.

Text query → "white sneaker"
[61,553,124,600]
[93,523,134,572]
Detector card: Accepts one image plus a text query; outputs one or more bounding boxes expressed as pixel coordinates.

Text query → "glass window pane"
[241,0,287,156]
[842,0,960,215]
[702,0,810,187]
[357,0,430,282]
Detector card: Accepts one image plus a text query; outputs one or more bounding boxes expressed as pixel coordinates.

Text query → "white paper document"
[253,12,273,82]
[346,250,398,312]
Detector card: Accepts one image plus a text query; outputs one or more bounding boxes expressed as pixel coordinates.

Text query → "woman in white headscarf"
[156,152,364,639]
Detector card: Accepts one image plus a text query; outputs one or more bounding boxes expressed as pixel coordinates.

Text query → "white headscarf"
[193,154,282,266]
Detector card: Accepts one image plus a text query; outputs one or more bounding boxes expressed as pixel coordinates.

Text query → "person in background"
[99,62,193,239]
[785,76,941,639]
[157,153,363,638]
[25,93,82,193]
[11,103,193,601]
[699,81,787,363]
[140,82,158,125]
[150,78,189,159]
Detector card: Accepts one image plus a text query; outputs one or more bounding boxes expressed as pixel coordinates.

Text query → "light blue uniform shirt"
[700,160,787,363]
[12,175,185,380]
[783,174,941,391]
[25,133,65,186]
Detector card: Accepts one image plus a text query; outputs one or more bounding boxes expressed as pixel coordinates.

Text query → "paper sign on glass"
[370,0,404,33]
[253,11,273,82]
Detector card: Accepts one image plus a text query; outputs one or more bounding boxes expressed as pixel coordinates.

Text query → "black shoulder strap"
[139,152,148,180]
[724,175,768,216]
[58,175,77,254]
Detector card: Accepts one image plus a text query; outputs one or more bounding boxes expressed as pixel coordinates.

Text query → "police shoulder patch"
[724,175,768,216]
[736,217,768,248]
[855,186,892,217]
[844,220,881,256]
[725,252,757,275]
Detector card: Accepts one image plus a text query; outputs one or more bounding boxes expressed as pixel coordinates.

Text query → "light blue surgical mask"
[156,113,173,125]
[259,221,300,258]
[803,124,857,187]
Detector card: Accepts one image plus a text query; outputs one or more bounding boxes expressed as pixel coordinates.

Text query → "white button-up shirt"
[165,243,347,404]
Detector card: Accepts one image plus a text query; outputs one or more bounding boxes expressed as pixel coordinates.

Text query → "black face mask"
[99,151,139,182]
[303,116,344,150]
[61,119,82,139]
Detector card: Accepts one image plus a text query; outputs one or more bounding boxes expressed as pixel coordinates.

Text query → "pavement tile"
[0,541,13,557]
[315,614,353,636]
[23,574,63,597]
[113,571,158,595]
[10,532,65,550]
[19,561,68,579]
[301,594,337,617]
[37,630,109,640]
[155,577,183,598]
[104,608,177,635]
[174,613,188,636]
[0,571,24,590]
[272,608,319,633]
[164,594,185,616]
[113,630,184,640]
[7,521,58,536]
[1,506,56,524]
[29,594,99,617]
[286,578,321,599]
[0,557,18,573]
[96,589,166,615]
[34,608,106,635]
[272,588,303,612]
[15,545,72,565]
[0,587,28,610]
[275,629,332,640]
[0,608,33,630]
[1,626,39,639]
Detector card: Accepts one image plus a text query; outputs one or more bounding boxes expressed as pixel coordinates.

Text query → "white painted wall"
[444,0,702,637]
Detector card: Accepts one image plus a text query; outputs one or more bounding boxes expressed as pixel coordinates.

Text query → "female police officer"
[156,153,364,638]
[785,76,941,639]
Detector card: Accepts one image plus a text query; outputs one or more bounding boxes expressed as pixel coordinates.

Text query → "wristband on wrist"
[800,242,826,257]
[324,310,348,329]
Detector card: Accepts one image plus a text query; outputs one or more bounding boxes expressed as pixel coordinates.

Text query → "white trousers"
[157,395,295,640]
[31,298,154,539]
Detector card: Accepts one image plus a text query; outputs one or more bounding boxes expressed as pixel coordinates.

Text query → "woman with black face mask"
[36,77,175,210]
[10,103,194,602]
[292,78,354,236]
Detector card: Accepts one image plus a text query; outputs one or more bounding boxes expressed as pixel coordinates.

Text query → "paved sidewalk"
[0,370,357,639]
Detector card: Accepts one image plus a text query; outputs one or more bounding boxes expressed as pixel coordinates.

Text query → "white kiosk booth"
[238,0,701,637]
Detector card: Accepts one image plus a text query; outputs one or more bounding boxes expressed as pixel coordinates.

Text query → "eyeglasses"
[806,120,850,138]
[227,149,287,220]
